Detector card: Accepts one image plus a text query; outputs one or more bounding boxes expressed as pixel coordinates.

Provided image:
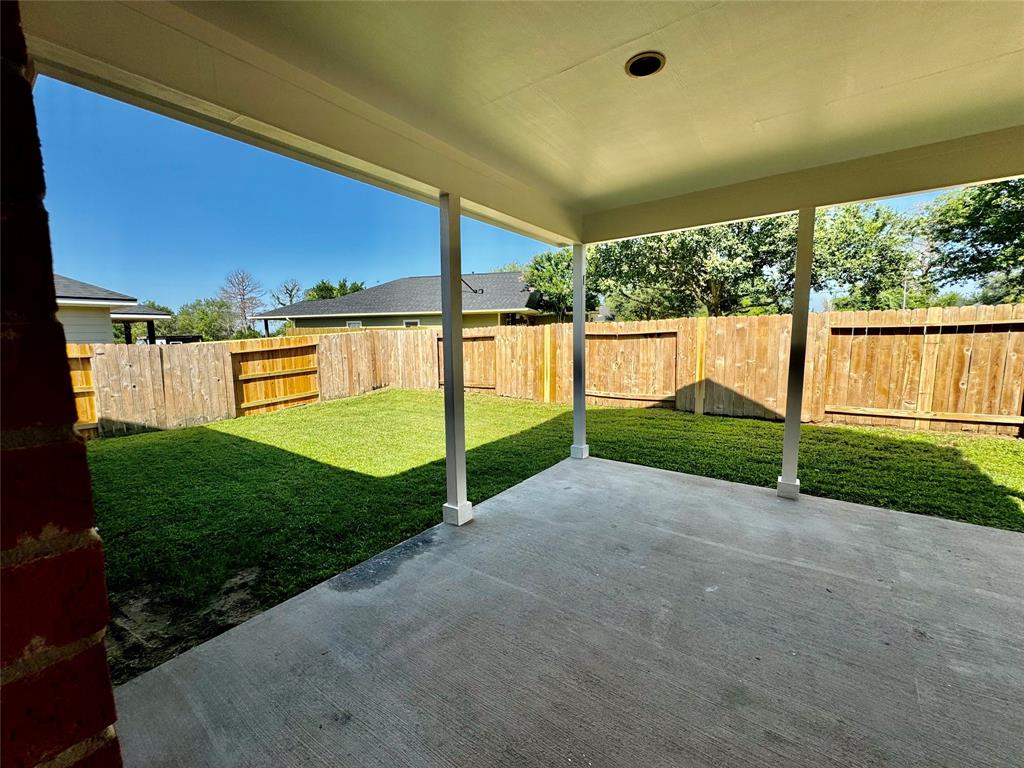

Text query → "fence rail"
[66,304,1024,439]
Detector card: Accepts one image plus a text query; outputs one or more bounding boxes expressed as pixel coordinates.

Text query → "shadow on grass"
[89,407,573,683]
[89,391,1021,683]
[587,404,1023,531]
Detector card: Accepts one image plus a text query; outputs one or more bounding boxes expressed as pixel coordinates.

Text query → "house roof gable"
[54,274,136,304]
[256,271,541,319]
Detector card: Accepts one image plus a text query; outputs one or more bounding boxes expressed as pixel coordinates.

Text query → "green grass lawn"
[89,388,1023,682]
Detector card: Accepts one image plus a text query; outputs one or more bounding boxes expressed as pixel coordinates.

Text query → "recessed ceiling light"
[625,51,666,78]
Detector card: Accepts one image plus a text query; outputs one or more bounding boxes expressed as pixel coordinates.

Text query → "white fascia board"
[57,298,138,308]
[22,3,581,246]
[583,127,1024,243]
[110,313,172,321]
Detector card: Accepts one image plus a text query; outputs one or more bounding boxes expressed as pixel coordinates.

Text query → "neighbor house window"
[346,320,362,328]
[404,319,420,328]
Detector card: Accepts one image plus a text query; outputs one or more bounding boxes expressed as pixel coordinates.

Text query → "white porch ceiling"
[22,1,1024,244]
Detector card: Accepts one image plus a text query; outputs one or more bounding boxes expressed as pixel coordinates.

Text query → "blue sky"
[35,77,550,309]
[35,76,948,310]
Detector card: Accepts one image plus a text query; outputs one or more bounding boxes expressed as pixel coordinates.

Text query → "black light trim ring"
[625,51,666,78]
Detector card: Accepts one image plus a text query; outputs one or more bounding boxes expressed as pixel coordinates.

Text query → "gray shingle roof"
[110,304,174,320]
[54,274,136,303]
[255,272,542,319]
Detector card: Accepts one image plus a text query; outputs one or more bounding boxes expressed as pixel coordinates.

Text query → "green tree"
[591,215,802,319]
[303,277,366,301]
[813,203,918,310]
[582,191,1021,318]
[337,278,365,296]
[172,298,234,341]
[970,272,1019,305]
[495,261,525,273]
[923,179,1024,301]
[230,327,263,340]
[832,286,966,312]
[304,279,338,301]
[522,248,598,321]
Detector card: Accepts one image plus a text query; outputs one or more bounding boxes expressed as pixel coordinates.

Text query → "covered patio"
[18,2,1024,766]
[117,458,1024,767]
[22,1,1024,514]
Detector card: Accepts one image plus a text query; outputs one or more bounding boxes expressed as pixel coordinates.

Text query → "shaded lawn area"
[89,388,1023,682]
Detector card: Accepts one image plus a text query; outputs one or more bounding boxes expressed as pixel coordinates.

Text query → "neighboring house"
[54,274,137,343]
[255,271,549,330]
[55,274,171,343]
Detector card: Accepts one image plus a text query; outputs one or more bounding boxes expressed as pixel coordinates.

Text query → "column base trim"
[776,477,800,500]
[570,444,590,459]
[442,501,473,526]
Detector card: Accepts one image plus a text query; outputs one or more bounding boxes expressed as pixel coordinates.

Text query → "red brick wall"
[1,4,123,766]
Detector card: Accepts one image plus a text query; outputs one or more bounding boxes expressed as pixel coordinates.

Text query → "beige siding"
[294,312,503,329]
[57,305,114,343]
[463,313,503,328]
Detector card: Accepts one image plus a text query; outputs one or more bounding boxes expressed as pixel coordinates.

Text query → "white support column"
[439,193,472,525]
[778,207,815,500]
[570,242,589,459]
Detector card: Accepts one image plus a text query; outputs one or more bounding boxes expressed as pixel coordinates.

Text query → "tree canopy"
[923,179,1023,301]
[522,248,598,321]
[172,297,235,341]
[591,215,802,319]
[303,278,366,301]
[813,203,917,311]
[515,182,1021,321]
[495,261,525,273]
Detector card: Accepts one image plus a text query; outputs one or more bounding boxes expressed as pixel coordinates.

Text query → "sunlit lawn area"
[89,388,1023,682]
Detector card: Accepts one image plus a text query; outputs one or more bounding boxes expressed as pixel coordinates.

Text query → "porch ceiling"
[22,1,1024,244]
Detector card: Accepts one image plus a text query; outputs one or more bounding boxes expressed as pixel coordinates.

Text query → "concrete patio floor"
[115,458,1024,767]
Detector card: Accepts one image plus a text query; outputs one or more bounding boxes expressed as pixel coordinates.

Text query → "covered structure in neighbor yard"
[18,1,1024,765]
[109,304,173,345]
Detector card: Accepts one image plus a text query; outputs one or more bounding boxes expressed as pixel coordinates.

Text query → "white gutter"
[258,308,544,320]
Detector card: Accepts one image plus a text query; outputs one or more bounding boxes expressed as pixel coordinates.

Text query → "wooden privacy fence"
[67,304,1023,438]
[232,337,319,416]
[65,332,441,437]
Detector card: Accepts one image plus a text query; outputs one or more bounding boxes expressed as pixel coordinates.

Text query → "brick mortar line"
[0,528,100,568]
[0,629,106,686]
[35,726,117,768]
[0,423,79,451]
